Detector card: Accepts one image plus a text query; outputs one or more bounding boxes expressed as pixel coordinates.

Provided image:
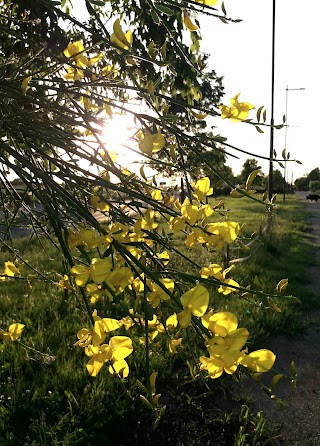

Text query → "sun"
[101,114,141,168]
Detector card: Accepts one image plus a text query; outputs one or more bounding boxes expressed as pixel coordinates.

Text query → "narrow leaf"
[270,374,283,390]
[140,165,147,181]
[263,109,267,122]
[156,4,174,15]
[255,125,264,134]
[245,169,260,190]
[256,106,264,123]
[151,9,160,24]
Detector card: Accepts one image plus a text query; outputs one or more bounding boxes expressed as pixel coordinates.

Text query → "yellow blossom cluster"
[75,310,133,377]
[220,93,255,122]
[200,312,276,378]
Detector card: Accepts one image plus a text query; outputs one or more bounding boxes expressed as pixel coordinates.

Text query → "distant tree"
[294,176,309,191]
[236,158,265,188]
[309,180,320,192]
[295,168,320,191]
[272,169,285,192]
[307,168,320,182]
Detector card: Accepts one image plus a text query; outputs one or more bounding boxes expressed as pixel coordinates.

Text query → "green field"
[0,193,317,445]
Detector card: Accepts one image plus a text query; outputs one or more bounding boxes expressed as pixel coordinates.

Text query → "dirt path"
[245,191,320,445]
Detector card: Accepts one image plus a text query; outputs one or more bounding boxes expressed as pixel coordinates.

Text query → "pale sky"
[74,0,319,181]
[199,0,320,180]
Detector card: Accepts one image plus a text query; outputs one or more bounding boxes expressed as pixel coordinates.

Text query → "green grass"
[0,194,317,445]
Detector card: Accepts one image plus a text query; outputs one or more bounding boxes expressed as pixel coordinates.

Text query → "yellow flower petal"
[180,285,209,317]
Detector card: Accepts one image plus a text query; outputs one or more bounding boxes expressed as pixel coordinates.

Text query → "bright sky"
[199,0,320,180]
[75,0,319,181]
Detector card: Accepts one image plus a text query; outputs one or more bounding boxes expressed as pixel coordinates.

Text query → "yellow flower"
[205,221,240,250]
[151,189,163,201]
[76,313,121,349]
[21,76,32,95]
[202,311,238,336]
[200,264,240,295]
[240,349,276,373]
[84,335,133,377]
[220,93,255,122]
[198,204,214,220]
[138,130,165,156]
[147,278,174,308]
[166,313,178,331]
[181,199,199,225]
[183,11,199,32]
[63,65,85,81]
[169,216,186,232]
[91,194,110,213]
[86,283,105,304]
[192,177,213,202]
[169,338,182,354]
[107,222,129,240]
[200,349,243,378]
[2,261,22,278]
[57,274,74,291]
[185,228,208,248]
[177,285,209,328]
[155,251,170,266]
[134,209,159,232]
[110,18,133,54]
[70,257,112,287]
[139,315,165,343]
[200,313,250,379]
[206,328,249,357]
[1,323,25,343]
[105,267,134,296]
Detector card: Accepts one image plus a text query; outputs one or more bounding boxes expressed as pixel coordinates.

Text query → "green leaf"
[136,379,147,393]
[290,360,297,376]
[281,148,286,159]
[256,106,264,123]
[270,373,283,390]
[140,395,154,410]
[245,169,260,190]
[255,125,264,133]
[295,160,302,164]
[263,109,267,122]
[287,152,290,160]
[218,17,229,24]
[221,1,227,15]
[170,144,177,163]
[155,4,174,15]
[273,149,277,158]
[89,0,105,5]
[140,165,148,181]
[213,135,228,142]
[151,9,161,24]
[161,41,167,60]
[278,162,284,169]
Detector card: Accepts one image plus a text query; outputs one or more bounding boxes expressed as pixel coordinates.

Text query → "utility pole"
[268,0,276,202]
[283,86,305,201]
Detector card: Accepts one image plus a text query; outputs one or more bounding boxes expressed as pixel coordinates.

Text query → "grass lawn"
[0,193,317,445]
